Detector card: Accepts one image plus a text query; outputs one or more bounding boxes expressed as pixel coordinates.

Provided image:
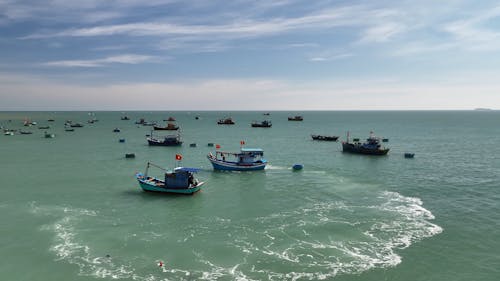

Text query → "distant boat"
[4,131,14,136]
[135,160,204,194]
[65,128,75,132]
[288,115,303,121]
[113,128,121,132]
[404,153,415,158]
[44,132,55,138]
[251,120,272,128]
[263,112,271,115]
[47,119,55,122]
[207,144,267,171]
[70,123,84,128]
[342,131,389,155]
[121,116,130,120]
[153,122,179,130]
[38,126,50,129]
[217,117,235,125]
[311,135,339,141]
[147,131,182,146]
[19,130,33,135]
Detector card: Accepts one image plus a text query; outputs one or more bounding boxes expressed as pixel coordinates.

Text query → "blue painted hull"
[136,174,203,194]
[207,156,266,171]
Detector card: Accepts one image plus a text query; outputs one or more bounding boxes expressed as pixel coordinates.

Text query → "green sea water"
[1,111,499,280]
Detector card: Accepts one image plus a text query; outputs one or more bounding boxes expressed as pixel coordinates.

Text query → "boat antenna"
[346,131,350,143]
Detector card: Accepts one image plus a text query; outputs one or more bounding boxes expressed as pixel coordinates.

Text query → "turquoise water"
[1,111,499,280]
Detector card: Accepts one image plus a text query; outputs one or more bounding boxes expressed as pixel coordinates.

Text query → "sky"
[1,0,500,110]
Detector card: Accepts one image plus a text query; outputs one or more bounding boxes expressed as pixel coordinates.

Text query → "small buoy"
[382,138,389,142]
[292,164,303,170]
[158,261,163,267]
[190,143,197,147]
[119,138,125,143]
[125,153,135,158]
[404,153,415,158]
[105,254,111,258]
[207,143,214,147]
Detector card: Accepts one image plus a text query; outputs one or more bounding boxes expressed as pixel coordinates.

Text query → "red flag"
[215,144,221,149]
[175,154,182,160]
[240,140,245,145]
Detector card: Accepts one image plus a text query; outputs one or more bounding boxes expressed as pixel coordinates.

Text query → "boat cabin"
[215,148,264,164]
[165,167,199,188]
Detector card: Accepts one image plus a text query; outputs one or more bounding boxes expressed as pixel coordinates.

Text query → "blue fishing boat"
[135,160,204,194]
[207,144,267,171]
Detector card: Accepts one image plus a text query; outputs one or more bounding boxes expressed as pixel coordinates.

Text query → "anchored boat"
[147,131,182,146]
[251,120,272,127]
[207,143,267,171]
[135,159,204,194]
[311,134,339,141]
[342,131,389,155]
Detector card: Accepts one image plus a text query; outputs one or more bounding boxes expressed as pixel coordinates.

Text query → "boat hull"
[207,156,266,171]
[342,142,389,155]
[147,138,182,146]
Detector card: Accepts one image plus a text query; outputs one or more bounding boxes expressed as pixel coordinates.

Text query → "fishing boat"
[44,132,55,138]
[19,130,33,135]
[135,159,204,194]
[217,117,235,125]
[207,143,267,171]
[342,131,389,155]
[70,123,84,128]
[311,134,339,141]
[113,128,121,132]
[251,120,272,128]
[121,116,130,120]
[288,115,303,121]
[147,131,182,146]
[404,153,415,158]
[153,122,179,130]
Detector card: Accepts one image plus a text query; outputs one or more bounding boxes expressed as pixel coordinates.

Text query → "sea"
[1,111,499,281]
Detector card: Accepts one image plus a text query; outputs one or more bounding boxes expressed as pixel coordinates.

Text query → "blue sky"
[1,0,500,110]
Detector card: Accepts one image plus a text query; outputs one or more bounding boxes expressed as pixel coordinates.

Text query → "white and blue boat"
[207,147,267,171]
[135,162,204,194]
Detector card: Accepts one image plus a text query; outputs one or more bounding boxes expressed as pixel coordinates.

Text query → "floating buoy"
[158,261,163,267]
[207,143,214,147]
[125,153,135,158]
[119,138,125,143]
[292,164,303,170]
[190,143,197,147]
[404,153,415,158]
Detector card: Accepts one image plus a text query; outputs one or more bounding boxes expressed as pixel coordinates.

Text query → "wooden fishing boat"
[136,160,204,194]
[207,143,267,171]
[288,115,303,121]
[251,120,272,127]
[147,131,182,146]
[153,122,179,130]
[311,134,339,141]
[342,131,389,155]
[217,117,235,125]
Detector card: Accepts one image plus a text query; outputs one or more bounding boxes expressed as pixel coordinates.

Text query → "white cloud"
[42,54,157,67]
